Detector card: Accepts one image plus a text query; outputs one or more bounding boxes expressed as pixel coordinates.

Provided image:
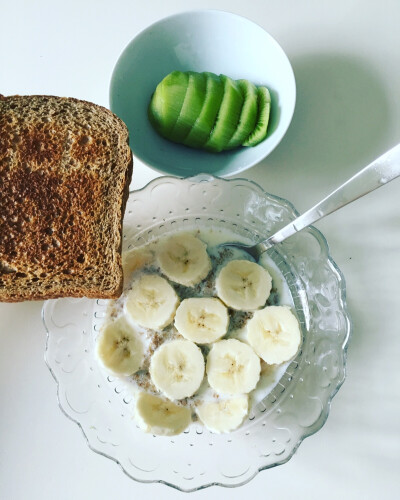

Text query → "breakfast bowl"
[109,10,296,177]
[43,174,350,492]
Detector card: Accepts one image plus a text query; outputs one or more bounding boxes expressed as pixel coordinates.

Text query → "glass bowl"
[109,10,296,177]
[43,174,351,492]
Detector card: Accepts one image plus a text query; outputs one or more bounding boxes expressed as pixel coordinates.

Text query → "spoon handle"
[258,142,400,252]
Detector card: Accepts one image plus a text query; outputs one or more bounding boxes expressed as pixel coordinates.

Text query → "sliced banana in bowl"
[206,339,261,395]
[157,232,211,286]
[134,392,192,436]
[216,259,272,310]
[174,297,229,344]
[247,305,301,364]
[125,274,179,330]
[149,339,205,400]
[122,246,155,285]
[196,395,249,434]
[96,317,144,377]
[94,229,302,439]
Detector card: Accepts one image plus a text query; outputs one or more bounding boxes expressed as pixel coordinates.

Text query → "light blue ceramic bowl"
[110,10,296,177]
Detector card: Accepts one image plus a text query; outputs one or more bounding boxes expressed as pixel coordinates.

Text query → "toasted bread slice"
[0,94,133,302]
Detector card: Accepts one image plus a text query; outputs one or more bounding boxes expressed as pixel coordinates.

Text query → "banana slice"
[206,339,260,395]
[247,305,301,364]
[196,395,248,433]
[157,232,211,286]
[96,317,144,376]
[150,339,205,400]
[122,246,154,287]
[215,259,272,310]
[134,392,192,436]
[122,246,154,276]
[174,297,229,344]
[125,274,179,330]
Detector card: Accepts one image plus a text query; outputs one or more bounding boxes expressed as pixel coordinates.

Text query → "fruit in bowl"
[148,71,271,152]
[109,10,296,176]
[95,230,302,436]
[43,174,350,491]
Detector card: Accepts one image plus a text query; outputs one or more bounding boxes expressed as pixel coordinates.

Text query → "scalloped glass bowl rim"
[42,173,351,492]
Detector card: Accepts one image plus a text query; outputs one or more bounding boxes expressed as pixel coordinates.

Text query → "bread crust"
[0,94,133,302]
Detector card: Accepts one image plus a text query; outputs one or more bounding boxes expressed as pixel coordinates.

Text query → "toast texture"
[0,94,133,302]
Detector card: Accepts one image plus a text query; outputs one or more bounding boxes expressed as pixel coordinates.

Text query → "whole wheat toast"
[0,94,133,302]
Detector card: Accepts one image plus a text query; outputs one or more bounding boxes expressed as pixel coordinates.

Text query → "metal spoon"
[226,142,400,260]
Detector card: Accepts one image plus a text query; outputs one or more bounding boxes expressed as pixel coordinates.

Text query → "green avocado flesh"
[171,71,207,143]
[183,72,224,148]
[149,71,189,138]
[226,79,258,150]
[242,87,271,147]
[148,71,271,152]
[204,75,243,152]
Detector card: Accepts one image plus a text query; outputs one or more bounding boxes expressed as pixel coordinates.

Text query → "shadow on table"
[249,52,394,356]
[250,52,392,194]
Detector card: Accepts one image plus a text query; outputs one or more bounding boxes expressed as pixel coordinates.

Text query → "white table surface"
[1,0,400,498]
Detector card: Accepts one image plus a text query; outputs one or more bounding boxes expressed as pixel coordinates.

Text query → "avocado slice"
[203,74,243,153]
[226,79,258,150]
[183,72,224,149]
[148,71,189,140]
[242,86,271,147]
[171,71,207,143]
